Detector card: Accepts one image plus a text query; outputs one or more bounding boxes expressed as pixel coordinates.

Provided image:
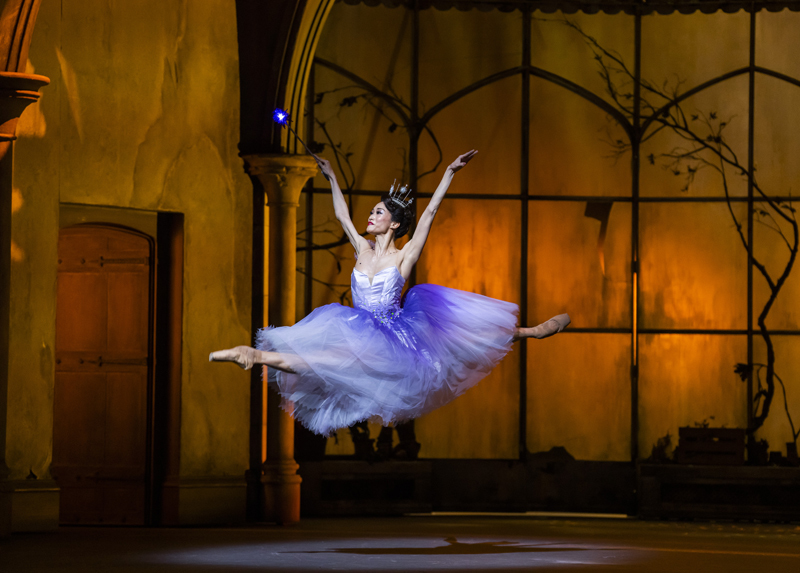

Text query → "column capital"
[0,72,49,159]
[241,153,317,206]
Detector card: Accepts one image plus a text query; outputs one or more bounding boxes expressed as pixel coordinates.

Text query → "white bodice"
[351,266,405,324]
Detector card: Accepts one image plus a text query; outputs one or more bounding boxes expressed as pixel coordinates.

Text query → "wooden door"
[53,225,152,525]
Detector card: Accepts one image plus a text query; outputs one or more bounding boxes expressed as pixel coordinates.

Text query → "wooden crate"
[675,427,745,466]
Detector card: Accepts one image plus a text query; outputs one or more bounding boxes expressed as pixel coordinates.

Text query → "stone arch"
[0,0,43,73]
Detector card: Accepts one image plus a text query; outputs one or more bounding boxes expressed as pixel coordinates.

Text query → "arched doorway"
[52,225,154,525]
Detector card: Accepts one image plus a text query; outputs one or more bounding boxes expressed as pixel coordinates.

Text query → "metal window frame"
[305,3,800,462]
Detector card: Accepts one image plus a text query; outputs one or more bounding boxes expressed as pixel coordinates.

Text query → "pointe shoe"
[209,346,260,370]
[530,313,571,339]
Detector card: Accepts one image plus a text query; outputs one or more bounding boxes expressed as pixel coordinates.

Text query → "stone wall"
[7,0,252,528]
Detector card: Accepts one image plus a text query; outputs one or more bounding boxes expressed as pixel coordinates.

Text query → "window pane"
[416,351,520,460]
[639,334,748,459]
[639,76,750,199]
[639,202,748,330]
[642,12,749,86]
[640,12,749,199]
[416,199,521,302]
[531,11,635,109]
[752,74,800,331]
[317,3,412,104]
[313,3,413,191]
[418,75,521,195]
[753,336,800,453]
[752,199,800,331]
[312,63,412,192]
[529,78,631,197]
[296,191,308,323]
[754,75,800,198]
[420,8,522,107]
[528,201,631,329]
[415,199,521,459]
[527,333,631,461]
[756,10,800,80]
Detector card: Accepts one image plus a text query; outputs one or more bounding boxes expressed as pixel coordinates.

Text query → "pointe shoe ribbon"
[531,313,571,339]
[209,346,259,370]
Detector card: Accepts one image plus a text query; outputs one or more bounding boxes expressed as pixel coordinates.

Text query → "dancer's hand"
[448,150,478,174]
[313,155,334,182]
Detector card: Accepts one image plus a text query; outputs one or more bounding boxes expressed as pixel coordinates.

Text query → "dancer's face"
[367,202,399,236]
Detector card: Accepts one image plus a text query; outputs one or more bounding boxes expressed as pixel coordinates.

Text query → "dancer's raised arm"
[315,156,371,255]
[400,150,478,274]
[211,144,571,439]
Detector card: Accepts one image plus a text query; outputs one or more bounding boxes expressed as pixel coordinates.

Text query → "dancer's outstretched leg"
[513,313,571,342]
[209,346,301,373]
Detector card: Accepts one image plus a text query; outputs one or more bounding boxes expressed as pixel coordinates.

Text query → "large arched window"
[299,1,800,462]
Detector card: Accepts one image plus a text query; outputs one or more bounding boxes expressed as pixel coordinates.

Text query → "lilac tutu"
[256,266,518,436]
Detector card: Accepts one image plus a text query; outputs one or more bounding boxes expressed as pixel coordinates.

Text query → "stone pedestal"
[0,71,49,536]
[242,153,316,524]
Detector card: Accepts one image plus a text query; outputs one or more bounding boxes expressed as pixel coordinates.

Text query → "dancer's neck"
[372,233,397,256]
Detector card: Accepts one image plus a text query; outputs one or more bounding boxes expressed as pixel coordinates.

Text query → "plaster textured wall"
[9,0,251,480]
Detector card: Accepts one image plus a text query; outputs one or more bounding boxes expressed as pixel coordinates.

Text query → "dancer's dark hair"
[380,194,416,239]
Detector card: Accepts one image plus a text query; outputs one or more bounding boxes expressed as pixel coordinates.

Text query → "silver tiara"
[388,179,413,209]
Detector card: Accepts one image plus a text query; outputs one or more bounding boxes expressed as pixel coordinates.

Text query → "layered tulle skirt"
[256,284,519,436]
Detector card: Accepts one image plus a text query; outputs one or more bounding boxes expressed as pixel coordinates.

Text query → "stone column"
[241,153,316,524]
[0,71,49,536]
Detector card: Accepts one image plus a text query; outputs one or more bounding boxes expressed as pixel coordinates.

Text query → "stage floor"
[3,515,800,572]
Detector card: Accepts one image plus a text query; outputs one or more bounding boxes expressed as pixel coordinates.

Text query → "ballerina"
[210,150,570,436]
